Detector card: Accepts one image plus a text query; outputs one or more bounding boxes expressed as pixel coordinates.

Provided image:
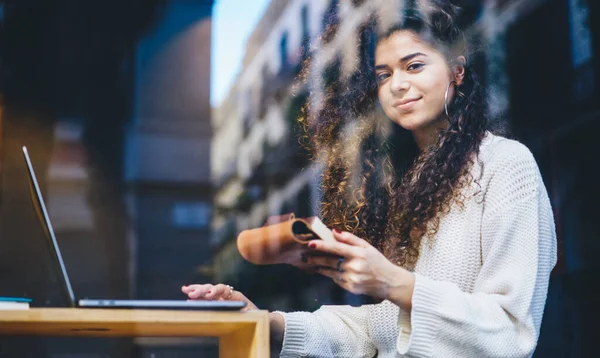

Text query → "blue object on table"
[0,297,32,303]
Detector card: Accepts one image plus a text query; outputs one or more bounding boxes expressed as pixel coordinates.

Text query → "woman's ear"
[453,56,466,85]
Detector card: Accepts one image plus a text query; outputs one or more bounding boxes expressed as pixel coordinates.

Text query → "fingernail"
[308,242,316,249]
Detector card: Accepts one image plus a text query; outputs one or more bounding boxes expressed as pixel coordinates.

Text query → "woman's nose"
[390,72,409,93]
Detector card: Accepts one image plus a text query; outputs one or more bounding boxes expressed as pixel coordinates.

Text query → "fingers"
[182,284,210,294]
[307,230,370,257]
[182,283,233,300]
[305,232,369,271]
[333,230,369,247]
[316,265,347,284]
[181,283,260,311]
[204,284,233,300]
[308,238,357,258]
[182,284,212,299]
[305,255,344,272]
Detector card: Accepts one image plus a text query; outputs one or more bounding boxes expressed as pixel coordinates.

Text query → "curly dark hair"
[297,0,508,268]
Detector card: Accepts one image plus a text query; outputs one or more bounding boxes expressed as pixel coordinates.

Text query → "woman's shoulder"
[476,133,549,218]
[476,132,544,195]
[479,132,537,169]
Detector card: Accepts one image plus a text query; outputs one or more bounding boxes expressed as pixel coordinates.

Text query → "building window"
[321,0,339,44]
[358,17,377,72]
[505,0,572,136]
[322,55,341,90]
[280,32,289,68]
[241,89,253,138]
[296,184,312,217]
[569,0,594,99]
[301,5,310,59]
[259,64,270,119]
[172,202,211,229]
[342,18,378,115]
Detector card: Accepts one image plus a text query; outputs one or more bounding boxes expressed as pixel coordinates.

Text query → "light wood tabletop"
[0,308,270,358]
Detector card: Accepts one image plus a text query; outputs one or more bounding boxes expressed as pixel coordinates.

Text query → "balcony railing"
[263,135,309,185]
[214,158,237,189]
[235,184,263,212]
[258,62,303,120]
[210,216,237,248]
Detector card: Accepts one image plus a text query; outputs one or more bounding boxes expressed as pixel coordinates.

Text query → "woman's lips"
[393,97,421,110]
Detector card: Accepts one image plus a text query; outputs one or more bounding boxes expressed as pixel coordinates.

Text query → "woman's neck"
[412,117,449,151]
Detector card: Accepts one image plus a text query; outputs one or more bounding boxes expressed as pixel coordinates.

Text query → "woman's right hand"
[181,283,259,311]
[182,283,286,346]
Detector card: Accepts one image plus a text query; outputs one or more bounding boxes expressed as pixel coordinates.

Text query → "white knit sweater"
[275,133,557,358]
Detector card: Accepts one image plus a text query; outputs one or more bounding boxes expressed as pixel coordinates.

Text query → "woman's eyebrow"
[375,52,428,70]
[399,52,427,63]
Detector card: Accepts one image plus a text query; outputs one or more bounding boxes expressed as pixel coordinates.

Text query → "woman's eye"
[407,63,424,71]
[376,73,390,83]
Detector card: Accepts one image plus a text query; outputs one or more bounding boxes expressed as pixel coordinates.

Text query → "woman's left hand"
[305,230,415,311]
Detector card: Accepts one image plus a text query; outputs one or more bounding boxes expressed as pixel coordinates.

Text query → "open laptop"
[22,146,246,311]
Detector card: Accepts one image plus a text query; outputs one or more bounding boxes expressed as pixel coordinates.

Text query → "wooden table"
[0,308,270,358]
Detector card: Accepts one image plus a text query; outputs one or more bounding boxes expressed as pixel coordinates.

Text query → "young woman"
[182,1,556,357]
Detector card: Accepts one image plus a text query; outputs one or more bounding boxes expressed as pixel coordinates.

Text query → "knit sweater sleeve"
[275,304,377,358]
[396,142,558,357]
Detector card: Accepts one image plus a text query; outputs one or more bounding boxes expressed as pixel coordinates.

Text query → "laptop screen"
[22,146,76,307]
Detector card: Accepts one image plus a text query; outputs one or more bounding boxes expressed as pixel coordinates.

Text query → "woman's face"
[375,30,462,139]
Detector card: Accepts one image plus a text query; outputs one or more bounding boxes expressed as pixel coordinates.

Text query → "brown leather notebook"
[236,213,335,267]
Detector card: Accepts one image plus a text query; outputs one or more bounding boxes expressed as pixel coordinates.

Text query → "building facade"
[212,0,599,356]
[124,0,214,301]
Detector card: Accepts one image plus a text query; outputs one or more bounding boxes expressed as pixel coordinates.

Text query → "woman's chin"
[392,114,445,133]
[392,118,423,132]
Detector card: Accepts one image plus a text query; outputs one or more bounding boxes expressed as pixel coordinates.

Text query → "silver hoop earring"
[444,80,456,118]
